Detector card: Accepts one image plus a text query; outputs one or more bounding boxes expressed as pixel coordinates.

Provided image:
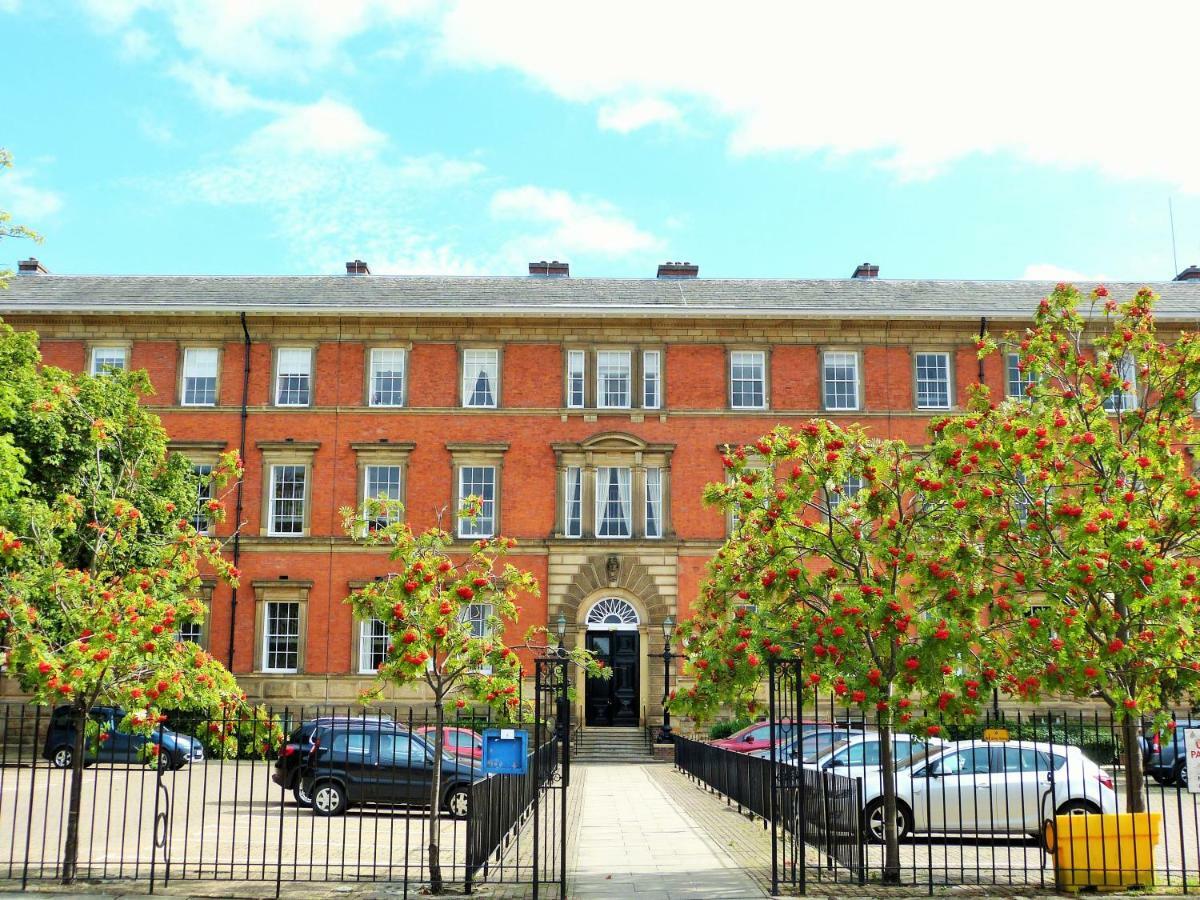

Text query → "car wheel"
[312,781,348,817]
[51,746,73,769]
[862,798,910,844]
[1056,799,1101,817]
[444,784,470,819]
[1175,766,1188,788]
[293,782,313,807]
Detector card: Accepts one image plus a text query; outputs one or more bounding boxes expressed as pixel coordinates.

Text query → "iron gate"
[532,654,571,900]
[769,658,867,894]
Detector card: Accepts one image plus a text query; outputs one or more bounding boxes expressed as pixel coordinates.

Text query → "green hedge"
[940,720,1121,766]
[709,717,753,740]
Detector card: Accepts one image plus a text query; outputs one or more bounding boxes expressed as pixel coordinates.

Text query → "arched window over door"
[585,597,640,631]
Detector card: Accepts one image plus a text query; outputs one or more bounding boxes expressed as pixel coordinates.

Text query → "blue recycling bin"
[481,728,529,775]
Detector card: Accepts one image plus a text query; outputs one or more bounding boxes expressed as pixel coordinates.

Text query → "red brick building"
[4,258,1199,723]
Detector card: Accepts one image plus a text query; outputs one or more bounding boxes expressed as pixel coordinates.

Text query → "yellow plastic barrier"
[1051,812,1161,892]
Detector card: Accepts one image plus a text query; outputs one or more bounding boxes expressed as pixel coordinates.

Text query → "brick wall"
[20,314,1008,697]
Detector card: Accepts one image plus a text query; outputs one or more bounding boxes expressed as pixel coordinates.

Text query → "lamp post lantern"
[656,615,675,743]
[555,613,566,649]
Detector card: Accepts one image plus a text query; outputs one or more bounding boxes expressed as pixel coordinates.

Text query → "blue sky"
[3,1,1200,281]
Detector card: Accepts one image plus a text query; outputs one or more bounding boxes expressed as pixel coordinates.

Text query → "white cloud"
[243,98,387,158]
[136,114,175,144]
[1,170,64,221]
[119,27,157,61]
[597,98,681,134]
[1020,264,1109,283]
[491,186,661,258]
[427,1,1200,194]
[166,62,282,114]
[0,0,21,13]
[82,0,435,76]
[162,90,486,274]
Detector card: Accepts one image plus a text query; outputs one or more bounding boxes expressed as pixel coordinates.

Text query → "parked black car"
[42,705,204,770]
[1141,719,1200,786]
[297,720,478,817]
[273,714,396,806]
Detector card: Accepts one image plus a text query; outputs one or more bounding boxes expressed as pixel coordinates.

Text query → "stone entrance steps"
[573,726,653,762]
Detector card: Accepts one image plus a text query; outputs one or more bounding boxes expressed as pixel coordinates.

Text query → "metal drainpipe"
[227,312,252,669]
[978,317,988,385]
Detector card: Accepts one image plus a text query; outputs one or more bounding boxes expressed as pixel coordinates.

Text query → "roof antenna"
[1170,197,1179,278]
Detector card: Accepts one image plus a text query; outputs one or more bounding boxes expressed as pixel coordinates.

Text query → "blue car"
[41,705,205,771]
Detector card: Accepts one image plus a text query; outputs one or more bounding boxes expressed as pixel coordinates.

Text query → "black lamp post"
[555,613,566,650]
[656,615,675,743]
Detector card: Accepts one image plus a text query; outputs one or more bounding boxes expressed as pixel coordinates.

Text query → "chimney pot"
[1174,264,1200,282]
[529,260,569,276]
[345,259,371,275]
[656,261,699,279]
[852,262,879,279]
[17,258,47,275]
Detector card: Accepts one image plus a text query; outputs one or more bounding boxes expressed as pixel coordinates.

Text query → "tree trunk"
[427,705,446,894]
[61,707,87,884]
[877,720,901,884]
[1122,717,1146,814]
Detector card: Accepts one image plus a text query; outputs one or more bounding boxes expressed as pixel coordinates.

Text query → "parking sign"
[1186,729,1200,794]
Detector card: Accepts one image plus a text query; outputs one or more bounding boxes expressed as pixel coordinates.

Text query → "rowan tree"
[343,499,602,895]
[0,148,41,287]
[0,366,248,884]
[933,283,1200,810]
[673,422,991,882]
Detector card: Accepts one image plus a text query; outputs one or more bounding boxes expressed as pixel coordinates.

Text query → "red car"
[710,720,804,754]
[415,726,483,764]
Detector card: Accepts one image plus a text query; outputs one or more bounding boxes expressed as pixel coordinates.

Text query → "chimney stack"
[529,260,569,277]
[851,263,879,279]
[17,258,48,275]
[656,261,699,279]
[345,259,371,275]
[1174,264,1200,281]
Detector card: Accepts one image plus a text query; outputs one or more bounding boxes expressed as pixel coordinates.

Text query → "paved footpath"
[569,763,767,900]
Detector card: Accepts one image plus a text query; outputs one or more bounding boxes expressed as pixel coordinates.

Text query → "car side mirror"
[824,759,843,769]
[743,734,754,742]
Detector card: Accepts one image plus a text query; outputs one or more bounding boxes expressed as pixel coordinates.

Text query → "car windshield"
[779,730,852,759]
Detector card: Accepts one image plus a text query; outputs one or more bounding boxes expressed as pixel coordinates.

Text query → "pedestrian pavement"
[568,763,768,899]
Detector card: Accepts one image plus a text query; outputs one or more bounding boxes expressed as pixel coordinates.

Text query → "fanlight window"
[585,598,640,631]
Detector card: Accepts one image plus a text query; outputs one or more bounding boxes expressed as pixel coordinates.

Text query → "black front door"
[585,630,639,726]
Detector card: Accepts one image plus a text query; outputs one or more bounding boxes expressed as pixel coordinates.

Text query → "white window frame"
[914,351,952,410]
[368,348,406,408]
[363,464,403,528]
[268,464,307,536]
[181,347,219,406]
[463,602,494,638]
[730,351,767,409]
[274,347,312,407]
[642,350,661,410]
[177,620,204,646]
[564,466,583,538]
[262,600,300,674]
[192,463,214,534]
[90,346,127,376]
[645,466,663,539]
[358,618,389,674]
[1005,352,1036,401]
[567,350,586,409]
[457,465,496,538]
[827,474,864,515]
[597,350,632,409]
[822,351,860,411]
[1103,352,1139,413]
[595,466,633,538]
[462,349,499,409]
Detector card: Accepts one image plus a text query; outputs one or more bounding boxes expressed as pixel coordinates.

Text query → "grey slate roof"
[1,274,1199,321]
